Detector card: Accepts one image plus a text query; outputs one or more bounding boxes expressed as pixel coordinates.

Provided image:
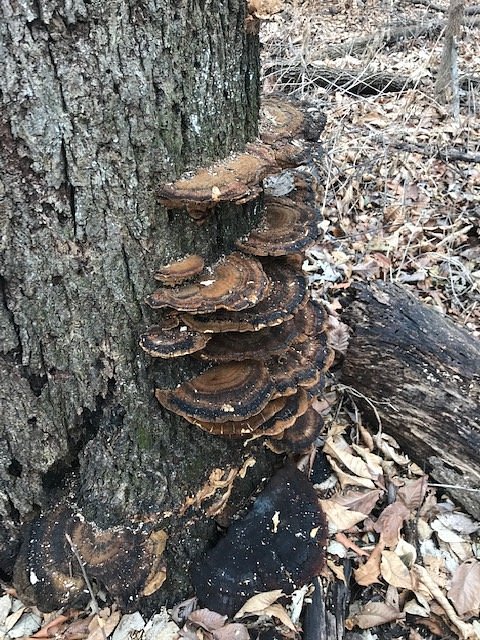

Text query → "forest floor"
[1,2,479,640]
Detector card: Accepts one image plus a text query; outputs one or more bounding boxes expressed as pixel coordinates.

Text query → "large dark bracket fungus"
[13,506,167,612]
[190,465,327,617]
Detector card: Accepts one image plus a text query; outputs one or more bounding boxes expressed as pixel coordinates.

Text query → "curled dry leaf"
[87,609,121,640]
[396,475,428,511]
[413,564,478,639]
[374,501,410,548]
[234,590,284,619]
[448,559,480,618]
[354,539,385,587]
[212,623,250,640]
[346,602,405,630]
[380,550,414,590]
[319,499,368,533]
[335,489,384,517]
[188,609,228,631]
[262,604,296,631]
[328,457,375,490]
[324,435,373,480]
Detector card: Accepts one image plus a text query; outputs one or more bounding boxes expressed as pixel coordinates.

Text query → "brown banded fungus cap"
[139,321,211,358]
[236,195,319,257]
[155,360,275,424]
[146,252,269,313]
[191,395,288,437]
[268,406,324,454]
[157,142,279,213]
[195,316,301,362]
[259,388,310,437]
[260,94,326,145]
[154,254,204,286]
[181,261,308,333]
[13,506,167,612]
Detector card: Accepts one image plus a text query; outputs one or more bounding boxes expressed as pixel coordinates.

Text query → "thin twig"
[65,533,106,640]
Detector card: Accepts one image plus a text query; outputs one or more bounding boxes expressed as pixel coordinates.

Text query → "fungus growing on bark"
[260,94,326,144]
[155,254,205,286]
[146,252,269,313]
[191,465,327,617]
[139,320,211,358]
[155,360,275,423]
[268,407,324,454]
[13,506,167,612]
[181,261,308,333]
[157,143,278,213]
[259,388,310,437]
[195,317,301,362]
[236,195,318,257]
[192,396,288,437]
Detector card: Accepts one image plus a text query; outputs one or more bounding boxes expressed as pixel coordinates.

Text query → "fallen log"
[339,282,480,519]
[266,65,412,95]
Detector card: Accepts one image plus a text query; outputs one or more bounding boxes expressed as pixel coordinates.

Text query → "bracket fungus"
[157,96,325,219]
[13,506,167,612]
[139,321,211,358]
[181,261,308,334]
[155,254,205,286]
[259,94,327,146]
[143,92,331,451]
[146,252,269,314]
[236,195,319,257]
[157,142,278,213]
[190,465,327,617]
[156,360,275,424]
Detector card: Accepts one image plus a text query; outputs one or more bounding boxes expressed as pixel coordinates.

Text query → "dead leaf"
[87,610,121,640]
[335,489,383,517]
[346,601,404,629]
[212,623,250,640]
[263,604,296,631]
[354,539,385,586]
[319,499,368,533]
[374,502,410,547]
[381,550,414,589]
[328,457,375,490]
[448,559,480,618]
[234,590,283,619]
[188,609,228,631]
[397,476,428,511]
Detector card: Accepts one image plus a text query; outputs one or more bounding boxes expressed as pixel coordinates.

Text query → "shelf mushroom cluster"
[142,95,332,453]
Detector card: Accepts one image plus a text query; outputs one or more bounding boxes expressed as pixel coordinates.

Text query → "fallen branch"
[309,20,446,61]
[265,64,413,95]
[381,138,480,163]
[410,0,480,15]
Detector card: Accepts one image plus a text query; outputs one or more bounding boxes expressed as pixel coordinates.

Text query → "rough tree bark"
[340,282,480,520]
[0,0,277,609]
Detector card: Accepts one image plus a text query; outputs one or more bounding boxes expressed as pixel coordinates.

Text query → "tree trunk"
[0,0,276,610]
[340,282,480,520]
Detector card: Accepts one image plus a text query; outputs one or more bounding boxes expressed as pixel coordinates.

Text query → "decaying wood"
[305,20,446,61]
[340,282,480,520]
[267,64,412,95]
[372,136,480,163]
[303,567,352,640]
